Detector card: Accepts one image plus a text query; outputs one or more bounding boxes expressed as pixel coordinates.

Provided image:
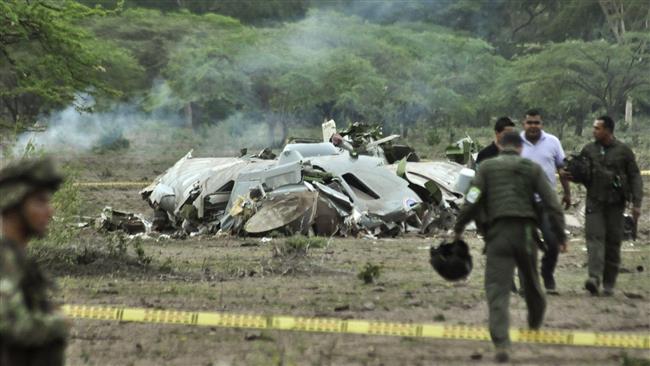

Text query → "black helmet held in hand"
[430,239,473,281]
[564,153,591,185]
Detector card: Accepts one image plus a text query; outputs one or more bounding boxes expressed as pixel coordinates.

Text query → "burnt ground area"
[42,150,650,366]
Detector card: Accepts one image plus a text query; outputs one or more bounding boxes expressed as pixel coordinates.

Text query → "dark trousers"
[485,218,546,348]
[539,209,559,289]
[0,339,65,366]
[585,199,625,288]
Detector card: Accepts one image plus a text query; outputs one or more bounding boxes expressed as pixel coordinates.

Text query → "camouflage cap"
[0,157,63,212]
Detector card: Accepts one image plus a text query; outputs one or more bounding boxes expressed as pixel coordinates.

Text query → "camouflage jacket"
[580,139,643,207]
[454,150,566,242]
[0,239,68,346]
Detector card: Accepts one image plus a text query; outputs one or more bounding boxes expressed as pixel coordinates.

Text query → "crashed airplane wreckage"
[141,124,474,238]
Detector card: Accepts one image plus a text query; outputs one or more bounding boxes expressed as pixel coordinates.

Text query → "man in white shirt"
[520,109,571,294]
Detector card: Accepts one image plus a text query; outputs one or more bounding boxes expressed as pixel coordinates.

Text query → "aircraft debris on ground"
[137,120,475,238]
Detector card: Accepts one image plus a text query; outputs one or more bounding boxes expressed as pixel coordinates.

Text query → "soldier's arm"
[625,147,643,209]
[556,140,572,208]
[554,139,572,205]
[578,145,592,188]
[453,167,485,234]
[0,255,68,346]
[533,166,567,244]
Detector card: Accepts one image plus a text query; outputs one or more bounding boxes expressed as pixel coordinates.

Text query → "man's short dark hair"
[525,109,541,117]
[494,117,515,133]
[498,131,523,148]
[597,115,615,132]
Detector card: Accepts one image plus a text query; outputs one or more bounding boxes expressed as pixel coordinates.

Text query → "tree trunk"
[2,97,19,123]
[605,103,617,119]
[573,113,585,136]
[599,0,626,44]
[557,117,565,140]
[267,118,276,147]
[279,118,288,147]
[625,97,633,128]
[184,102,193,129]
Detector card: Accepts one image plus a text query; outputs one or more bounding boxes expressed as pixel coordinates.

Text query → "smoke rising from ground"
[12,94,154,156]
[9,7,484,159]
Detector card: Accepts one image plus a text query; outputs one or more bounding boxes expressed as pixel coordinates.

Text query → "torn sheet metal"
[96,206,150,234]
[141,137,458,237]
[244,191,319,235]
[306,152,422,217]
[141,150,275,227]
[386,161,467,206]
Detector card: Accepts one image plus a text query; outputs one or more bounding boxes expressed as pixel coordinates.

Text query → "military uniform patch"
[466,186,481,203]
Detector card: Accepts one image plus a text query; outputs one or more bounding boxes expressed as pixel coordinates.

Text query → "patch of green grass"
[273,236,323,258]
[286,235,327,249]
[357,262,382,284]
[622,353,650,366]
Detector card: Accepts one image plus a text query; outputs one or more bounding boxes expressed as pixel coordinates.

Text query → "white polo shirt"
[520,130,565,186]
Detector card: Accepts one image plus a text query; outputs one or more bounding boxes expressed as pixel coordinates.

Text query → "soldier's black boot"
[495,347,509,363]
[543,275,558,295]
[584,277,599,296]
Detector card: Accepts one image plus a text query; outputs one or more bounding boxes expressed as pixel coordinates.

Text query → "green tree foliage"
[81,0,308,24]
[512,34,650,123]
[312,0,609,57]
[154,11,505,137]
[88,8,205,90]
[3,0,650,138]
[0,0,141,125]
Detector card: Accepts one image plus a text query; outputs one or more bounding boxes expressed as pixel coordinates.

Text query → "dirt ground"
[42,148,650,366]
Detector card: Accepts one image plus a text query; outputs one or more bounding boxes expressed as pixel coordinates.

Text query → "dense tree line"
[2,0,649,143]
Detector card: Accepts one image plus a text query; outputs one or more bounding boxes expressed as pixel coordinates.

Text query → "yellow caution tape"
[62,305,650,349]
[74,182,149,188]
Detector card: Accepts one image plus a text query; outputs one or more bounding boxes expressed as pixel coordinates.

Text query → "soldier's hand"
[559,241,568,253]
[561,194,572,210]
[632,207,641,222]
[559,168,572,181]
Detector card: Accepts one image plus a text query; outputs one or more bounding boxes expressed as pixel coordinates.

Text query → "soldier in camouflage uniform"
[578,116,643,296]
[453,131,566,363]
[0,157,68,366]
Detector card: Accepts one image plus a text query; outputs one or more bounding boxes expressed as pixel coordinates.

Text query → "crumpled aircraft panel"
[385,161,466,203]
[308,153,422,217]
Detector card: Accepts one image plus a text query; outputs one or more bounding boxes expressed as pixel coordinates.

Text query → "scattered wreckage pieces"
[139,120,472,239]
[329,121,419,164]
[445,135,481,165]
[226,144,423,237]
[140,150,276,234]
[244,191,318,235]
[141,142,427,238]
[96,206,150,234]
[386,160,474,235]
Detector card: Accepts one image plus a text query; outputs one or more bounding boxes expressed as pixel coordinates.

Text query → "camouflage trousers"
[585,199,625,289]
[0,339,65,366]
[484,218,546,348]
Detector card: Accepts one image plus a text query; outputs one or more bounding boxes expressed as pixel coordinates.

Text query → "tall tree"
[0,0,140,125]
[510,35,650,132]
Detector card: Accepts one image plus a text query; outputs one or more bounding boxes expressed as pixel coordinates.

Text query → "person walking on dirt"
[0,157,69,366]
[453,131,567,363]
[475,117,516,166]
[520,109,571,294]
[574,116,643,296]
